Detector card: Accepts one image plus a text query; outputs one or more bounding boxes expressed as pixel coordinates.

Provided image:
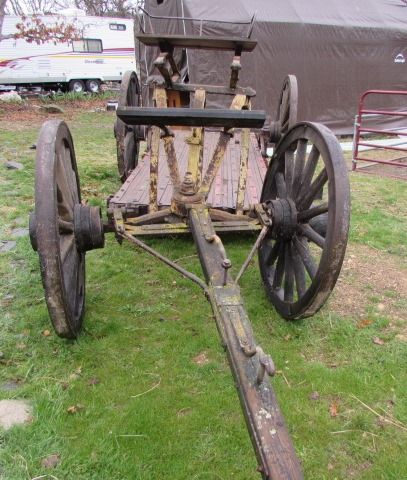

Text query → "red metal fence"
[352,90,407,175]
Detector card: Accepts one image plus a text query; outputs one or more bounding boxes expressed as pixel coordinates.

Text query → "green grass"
[0,112,406,479]
[40,91,118,103]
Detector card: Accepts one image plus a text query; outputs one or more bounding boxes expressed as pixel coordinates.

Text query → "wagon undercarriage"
[29,31,350,479]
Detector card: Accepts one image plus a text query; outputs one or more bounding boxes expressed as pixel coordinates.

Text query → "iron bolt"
[222,258,232,285]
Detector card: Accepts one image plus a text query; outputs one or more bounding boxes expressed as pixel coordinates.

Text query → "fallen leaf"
[377,303,385,312]
[193,352,209,365]
[329,402,339,417]
[177,407,192,418]
[372,337,385,346]
[67,404,84,414]
[69,366,82,381]
[357,319,373,329]
[309,391,320,401]
[328,463,334,471]
[42,330,51,337]
[283,334,291,341]
[41,453,60,468]
[87,377,100,386]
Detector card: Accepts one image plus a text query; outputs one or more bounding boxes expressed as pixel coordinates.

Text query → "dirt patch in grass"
[0,97,114,128]
[329,243,407,322]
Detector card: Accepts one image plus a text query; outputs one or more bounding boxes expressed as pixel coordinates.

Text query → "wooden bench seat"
[136,33,257,52]
[116,107,266,129]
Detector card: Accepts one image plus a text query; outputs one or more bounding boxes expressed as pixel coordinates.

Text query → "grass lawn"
[0,103,406,480]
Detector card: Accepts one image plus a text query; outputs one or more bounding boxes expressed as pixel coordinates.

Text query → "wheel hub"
[264,198,297,239]
[74,205,105,252]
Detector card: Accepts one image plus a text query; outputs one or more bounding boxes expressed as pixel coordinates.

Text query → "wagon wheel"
[115,71,143,182]
[259,75,298,157]
[275,74,298,139]
[258,122,350,320]
[31,120,85,339]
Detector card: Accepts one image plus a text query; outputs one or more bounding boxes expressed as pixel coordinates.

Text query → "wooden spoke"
[296,145,320,202]
[56,156,75,218]
[266,239,281,266]
[298,224,326,249]
[297,202,328,223]
[297,167,328,211]
[58,218,74,234]
[292,138,307,196]
[273,241,285,290]
[275,172,287,198]
[292,247,307,298]
[60,234,75,264]
[284,242,294,302]
[285,150,294,198]
[292,236,317,279]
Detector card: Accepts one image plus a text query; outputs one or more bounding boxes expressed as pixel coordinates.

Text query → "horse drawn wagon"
[29,19,350,479]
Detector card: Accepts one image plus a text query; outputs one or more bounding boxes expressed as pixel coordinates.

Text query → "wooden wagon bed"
[109,130,267,211]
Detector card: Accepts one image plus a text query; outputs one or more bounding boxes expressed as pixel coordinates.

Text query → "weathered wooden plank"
[109,131,267,211]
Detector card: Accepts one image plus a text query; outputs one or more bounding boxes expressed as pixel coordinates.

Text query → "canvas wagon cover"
[138,0,407,134]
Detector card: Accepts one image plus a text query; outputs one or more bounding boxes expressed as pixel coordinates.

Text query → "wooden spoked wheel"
[32,120,85,338]
[275,74,298,138]
[115,71,142,182]
[258,75,299,158]
[258,122,350,320]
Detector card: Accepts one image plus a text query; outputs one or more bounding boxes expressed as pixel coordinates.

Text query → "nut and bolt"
[222,258,232,285]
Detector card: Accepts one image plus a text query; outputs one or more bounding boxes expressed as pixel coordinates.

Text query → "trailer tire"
[86,79,101,93]
[69,79,85,93]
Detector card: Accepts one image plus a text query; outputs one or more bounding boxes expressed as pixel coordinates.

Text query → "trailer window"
[109,23,126,31]
[72,39,103,53]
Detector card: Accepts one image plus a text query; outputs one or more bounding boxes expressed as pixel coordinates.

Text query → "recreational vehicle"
[0,13,136,92]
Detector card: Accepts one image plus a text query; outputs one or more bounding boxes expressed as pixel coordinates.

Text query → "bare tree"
[73,0,134,17]
[0,0,9,39]
[5,0,70,15]
[1,0,82,42]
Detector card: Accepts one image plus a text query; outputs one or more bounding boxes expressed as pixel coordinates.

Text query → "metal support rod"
[235,226,269,284]
[119,234,208,293]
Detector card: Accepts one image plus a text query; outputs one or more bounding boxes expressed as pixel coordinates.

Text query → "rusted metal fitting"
[222,258,232,285]
[205,234,216,242]
[160,126,174,138]
[242,343,257,357]
[180,172,196,195]
[256,346,276,384]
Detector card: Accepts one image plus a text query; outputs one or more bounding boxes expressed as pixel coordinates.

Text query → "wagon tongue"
[189,207,304,479]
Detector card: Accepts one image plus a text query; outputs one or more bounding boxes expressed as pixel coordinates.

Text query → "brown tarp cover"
[137,0,407,134]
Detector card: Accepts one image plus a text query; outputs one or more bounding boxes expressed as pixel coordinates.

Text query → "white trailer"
[0,13,136,92]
